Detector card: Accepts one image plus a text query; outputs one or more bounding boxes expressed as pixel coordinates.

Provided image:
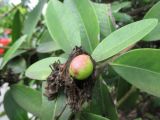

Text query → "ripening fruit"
[0,38,11,46]
[69,54,93,80]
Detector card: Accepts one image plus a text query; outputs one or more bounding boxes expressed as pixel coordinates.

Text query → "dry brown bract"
[45,46,96,112]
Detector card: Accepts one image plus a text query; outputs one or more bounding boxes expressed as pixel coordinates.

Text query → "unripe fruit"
[69,54,93,80]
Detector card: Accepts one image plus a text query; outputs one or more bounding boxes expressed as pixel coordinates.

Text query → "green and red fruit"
[69,54,94,80]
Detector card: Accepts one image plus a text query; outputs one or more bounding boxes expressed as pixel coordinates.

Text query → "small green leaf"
[93,3,115,39]
[25,57,66,80]
[92,19,158,62]
[45,0,81,53]
[0,35,27,69]
[64,0,99,53]
[113,12,133,23]
[12,10,22,41]
[111,1,131,12]
[4,90,28,120]
[81,112,110,120]
[143,1,160,41]
[11,85,42,117]
[144,1,160,21]
[37,30,61,53]
[111,49,160,97]
[23,0,46,41]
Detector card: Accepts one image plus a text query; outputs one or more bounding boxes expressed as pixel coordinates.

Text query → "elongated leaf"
[144,1,160,21]
[11,85,42,117]
[93,3,115,39]
[113,12,133,23]
[45,0,81,53]
[111,1,131,12]
[81,112,110,120]
[0,35,27,69]
[4,90,28,120]
[23,0,46,39]
[40,82,55,120]
[12,10,22,41]
[143,1,160,41]
[111,49,160,97]
[88,78,118,120]
[25,57,66,80]
[64,0,99,53]
[92,19,158,62]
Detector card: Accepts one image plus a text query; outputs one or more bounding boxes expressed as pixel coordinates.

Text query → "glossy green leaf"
[4,90,28,120]
[92,19,158,62]
[81,112,110,120]
[88,78,118,120]
[11,85,42,117]
[111,49,160,97]
[45,0,81,53]
[23,0,46,40]
[143,1,160,41]
[64,0,99,53]
[0,35,27,69]
[12,10,22,41]
[25,57,66,80]
[93,3,115,40]
[37,30,61,53]
[111,1,131,12]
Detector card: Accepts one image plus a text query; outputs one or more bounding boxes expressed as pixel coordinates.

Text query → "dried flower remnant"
[45,46,96,112]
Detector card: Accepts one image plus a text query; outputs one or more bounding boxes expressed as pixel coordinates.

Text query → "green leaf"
[144,1,160,21]
[143,23,160,41]
[88,78,118,120]
[37,30,61,53]
[4,90,28,120]
[92,19,158,62]
[11,85,42,117]
[143,1,160,41]
[81,112,110,120]
[93,3,115,39]
[40,82,55,120]
[12,10,22,41]
[111,49,160,97]
[64,0,99,53]
[111,1,131,12]
[45,0,81,53]
[0,35,27,69]
[113,12,133,23]
[23,0,46,42]
[25,57,66,80]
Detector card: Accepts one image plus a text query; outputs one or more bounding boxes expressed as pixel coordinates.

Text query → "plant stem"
[55,103,68,120]
[117,86,136,108]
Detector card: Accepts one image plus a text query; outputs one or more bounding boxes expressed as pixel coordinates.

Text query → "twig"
[117,86,136,108]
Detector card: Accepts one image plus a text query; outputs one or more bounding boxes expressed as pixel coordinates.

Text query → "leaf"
[37,30,61,53]
[92,19,158,62]
[23,0,46,40]
[113,12,133,23]
[4,90,28,120]
[0,35,27,69]
[143,1,160,41]
[144,1,160,21]
[64,0,99,53]
[12,10,22,41]
[45,0,81,53]
[93,3,115,39]
[81,112,110,120]
[11,85,42,117]
[111,1,131,12]
[143,23,160,41]
[25,57,66,80]
[111,48,160,97]
[88,78,118,120]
